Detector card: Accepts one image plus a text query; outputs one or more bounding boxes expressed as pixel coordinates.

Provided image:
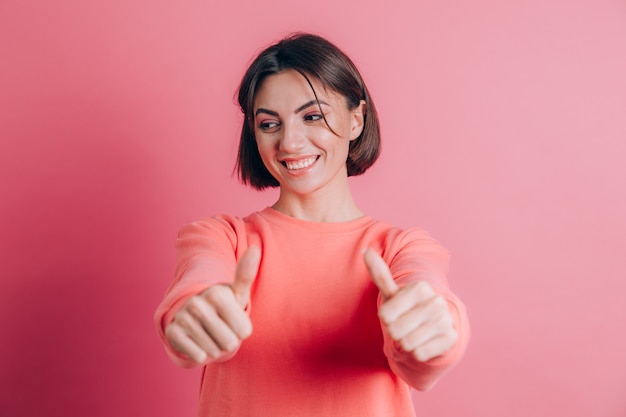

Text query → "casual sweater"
[155,207,470,416]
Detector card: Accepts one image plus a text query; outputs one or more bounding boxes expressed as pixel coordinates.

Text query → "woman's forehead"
[253,70,341,109]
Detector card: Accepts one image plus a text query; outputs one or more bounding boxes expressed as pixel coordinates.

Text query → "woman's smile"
[281,155,319,171]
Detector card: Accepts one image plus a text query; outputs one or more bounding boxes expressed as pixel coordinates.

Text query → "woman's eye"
[304,114,323,122]
[259,121,279,130]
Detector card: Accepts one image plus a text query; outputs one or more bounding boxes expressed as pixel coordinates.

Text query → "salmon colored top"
[155,207,470,416]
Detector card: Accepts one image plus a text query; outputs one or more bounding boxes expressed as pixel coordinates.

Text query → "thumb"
[231,245,261,307]
[363,248,399,299]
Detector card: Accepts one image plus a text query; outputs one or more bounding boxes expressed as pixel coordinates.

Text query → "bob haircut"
[235,33,381,190]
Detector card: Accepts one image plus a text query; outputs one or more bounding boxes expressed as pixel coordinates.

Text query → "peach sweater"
[155,207,469,416]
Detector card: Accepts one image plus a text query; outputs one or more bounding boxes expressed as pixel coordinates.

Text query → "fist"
[363,248,458,362]
[165,246,261,364]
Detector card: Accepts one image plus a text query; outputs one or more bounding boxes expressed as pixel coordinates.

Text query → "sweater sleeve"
[154,215,247,368]
[380,228,470,391]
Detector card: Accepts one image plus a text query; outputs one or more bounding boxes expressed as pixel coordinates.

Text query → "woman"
[155,33,469,416]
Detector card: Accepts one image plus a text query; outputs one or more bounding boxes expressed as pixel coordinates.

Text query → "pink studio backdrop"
[1,1,625,416]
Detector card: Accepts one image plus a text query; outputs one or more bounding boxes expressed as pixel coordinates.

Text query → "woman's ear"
[349,100,366,140]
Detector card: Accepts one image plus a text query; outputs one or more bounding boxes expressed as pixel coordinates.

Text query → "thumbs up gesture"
[165,246,261,364]
[363,248,458,363]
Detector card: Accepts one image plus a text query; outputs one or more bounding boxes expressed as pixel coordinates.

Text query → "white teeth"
[284,157,316,170]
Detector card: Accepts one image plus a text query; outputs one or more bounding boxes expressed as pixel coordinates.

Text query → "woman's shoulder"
[365,217,437,241]
[363,218,449,262]
[180,214,239,234]
[174,210,268,260]
[176,210,269,243]
[182,209,268,230]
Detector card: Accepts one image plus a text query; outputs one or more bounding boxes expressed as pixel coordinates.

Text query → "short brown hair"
[235,33,381,190]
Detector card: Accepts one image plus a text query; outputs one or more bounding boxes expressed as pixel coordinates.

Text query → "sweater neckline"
[259,206,374,233]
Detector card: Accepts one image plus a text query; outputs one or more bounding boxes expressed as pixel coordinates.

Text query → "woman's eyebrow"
[254,100,329,117]
[295,100,328,114]
[255,108,278,117]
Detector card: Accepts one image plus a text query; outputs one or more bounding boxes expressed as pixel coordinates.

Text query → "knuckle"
[224,339,241,353]
[202,287,220,302]
[413,347,428,362]
[194,352,208,364]
[432,295,447,309]
[173,308,187,322]
[206,348,222,360]
[378,310,391,326]
[440,311,454,326]
[164,323,180,340]
[447,328,459,345]
[203,286,229,306]
[185,296,206,316]
[236,320,253,339]
[203,342,219,358]
[405,282,422,296]
[385,324,399,341]
[399,338,413,352]
[415,280,434,295]
[175,312,196,328]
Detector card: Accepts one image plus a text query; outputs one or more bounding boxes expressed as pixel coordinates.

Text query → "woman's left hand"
[363,248,458,362]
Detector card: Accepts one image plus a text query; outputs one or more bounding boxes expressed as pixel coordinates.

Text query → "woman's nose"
[278,121,305,152]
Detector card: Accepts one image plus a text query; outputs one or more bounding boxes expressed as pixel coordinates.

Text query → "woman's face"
[252,70,365,199]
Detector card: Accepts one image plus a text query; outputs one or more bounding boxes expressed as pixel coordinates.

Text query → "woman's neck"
[272,189,364,223]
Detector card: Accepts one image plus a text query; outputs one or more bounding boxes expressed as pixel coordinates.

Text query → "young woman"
[155,33,469,416]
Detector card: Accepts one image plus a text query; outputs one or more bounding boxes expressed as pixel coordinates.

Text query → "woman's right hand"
[164,246,261,364]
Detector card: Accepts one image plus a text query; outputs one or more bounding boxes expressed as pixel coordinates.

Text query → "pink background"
[1,1,625,416]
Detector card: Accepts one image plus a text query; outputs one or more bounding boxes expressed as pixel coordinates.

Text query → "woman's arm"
[154,216,253,368]
[364,229,470,391]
